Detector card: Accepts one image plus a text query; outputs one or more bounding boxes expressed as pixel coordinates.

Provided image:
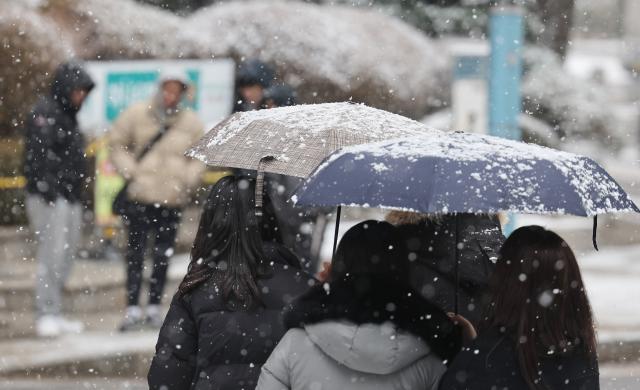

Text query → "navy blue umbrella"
[293,132,639,217]
[293,132,639,312]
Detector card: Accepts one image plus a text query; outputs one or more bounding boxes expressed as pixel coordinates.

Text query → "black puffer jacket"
[396,214,504,325]
[23,62,95,203]
[439,329,600,389]
[148,246,314,390]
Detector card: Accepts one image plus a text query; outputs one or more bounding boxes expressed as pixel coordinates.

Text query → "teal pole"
[489,5,523,235]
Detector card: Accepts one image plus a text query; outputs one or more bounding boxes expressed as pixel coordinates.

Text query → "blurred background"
[0,0,639,388]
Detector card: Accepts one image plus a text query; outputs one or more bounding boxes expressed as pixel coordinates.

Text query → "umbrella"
[292,131,639,311]
[293,131,638,217]
[187,102,439,178]
[187,102,439,254]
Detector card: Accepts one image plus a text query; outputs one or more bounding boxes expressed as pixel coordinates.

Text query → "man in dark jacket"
[387,212,504,326]
[23,61,94,337]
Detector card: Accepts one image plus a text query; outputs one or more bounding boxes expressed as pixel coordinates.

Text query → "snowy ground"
[0,331,158,374]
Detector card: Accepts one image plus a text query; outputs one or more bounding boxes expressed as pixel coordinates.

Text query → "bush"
[0,137,26,224]
[0,2,71,136]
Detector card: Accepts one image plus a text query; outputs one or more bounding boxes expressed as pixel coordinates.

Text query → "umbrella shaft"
[331,206,342,260]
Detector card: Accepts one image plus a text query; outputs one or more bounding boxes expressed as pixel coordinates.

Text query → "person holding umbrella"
[387,211,504,326]
[256,220,461,390]
[186,102,440,274]
[256,83,328,271]
[147,176,313,390]
[440,225,599,389]
[292,130,639,317]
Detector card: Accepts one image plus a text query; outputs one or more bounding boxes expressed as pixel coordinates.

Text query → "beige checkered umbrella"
[186,102,441,178]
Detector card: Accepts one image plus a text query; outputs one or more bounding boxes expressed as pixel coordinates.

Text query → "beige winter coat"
[109,100,205,207]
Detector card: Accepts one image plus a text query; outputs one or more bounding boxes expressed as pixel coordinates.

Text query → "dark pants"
[124,204,180,306]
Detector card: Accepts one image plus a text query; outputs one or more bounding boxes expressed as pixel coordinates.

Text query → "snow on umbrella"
[187,102,439,245]
[186,102,441,178]
[293,131,639,217]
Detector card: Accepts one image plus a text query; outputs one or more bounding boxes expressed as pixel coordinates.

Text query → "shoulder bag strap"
[135,123,171,162]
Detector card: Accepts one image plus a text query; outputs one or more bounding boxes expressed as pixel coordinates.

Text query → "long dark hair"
[178,176,271,309]
[480,225,597,390]
[285,220,461,363]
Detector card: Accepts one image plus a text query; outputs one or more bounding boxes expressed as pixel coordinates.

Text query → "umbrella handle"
[255,156,275,217]
[331,206,342,260]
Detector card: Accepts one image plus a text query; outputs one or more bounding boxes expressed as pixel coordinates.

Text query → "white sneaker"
[145,304,164,329]
[56,316,84,334]
[35,315,61,338]
[119,305,144,332]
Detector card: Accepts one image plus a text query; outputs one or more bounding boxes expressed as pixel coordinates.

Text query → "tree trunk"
[534,0,575,58]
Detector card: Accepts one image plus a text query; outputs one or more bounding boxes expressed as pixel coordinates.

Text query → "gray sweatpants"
[26,196,82,317]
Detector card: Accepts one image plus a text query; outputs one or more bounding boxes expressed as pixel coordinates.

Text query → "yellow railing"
[0,171,230,190]
[0,176,26,189]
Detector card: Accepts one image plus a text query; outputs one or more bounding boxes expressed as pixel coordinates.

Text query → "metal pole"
[489,4,523,235]
[454,214,460,315]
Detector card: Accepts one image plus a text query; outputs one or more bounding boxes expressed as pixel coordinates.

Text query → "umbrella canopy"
[187,102,440,178]
[293,132,639,217]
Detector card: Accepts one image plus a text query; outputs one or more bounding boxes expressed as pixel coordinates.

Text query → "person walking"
[109,70,204,331]
[24,61,95,337]
[147,176,314,390]
[387,211,504,326]
[256,220,461,390]
[439,225,599,389]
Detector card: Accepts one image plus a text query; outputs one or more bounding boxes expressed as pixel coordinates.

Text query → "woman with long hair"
[148,176,313,390]
[439,225,599,389]
[256,220,461,390]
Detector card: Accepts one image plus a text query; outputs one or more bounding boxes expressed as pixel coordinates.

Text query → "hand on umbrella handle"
[317,261,332,282]
[447,312,477,342]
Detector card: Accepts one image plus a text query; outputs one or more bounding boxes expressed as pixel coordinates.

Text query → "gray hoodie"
[257,320,446,390]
